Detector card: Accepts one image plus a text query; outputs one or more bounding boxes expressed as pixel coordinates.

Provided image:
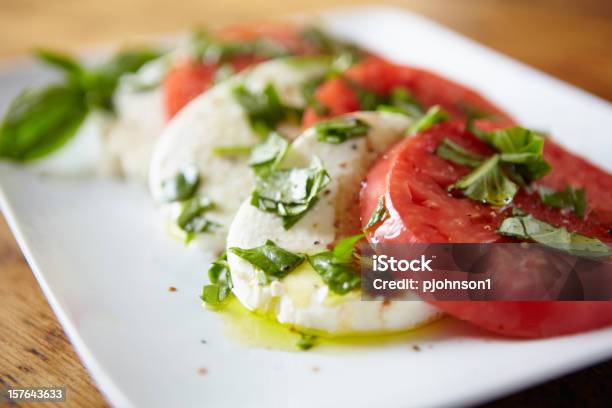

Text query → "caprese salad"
[1,20,611,350]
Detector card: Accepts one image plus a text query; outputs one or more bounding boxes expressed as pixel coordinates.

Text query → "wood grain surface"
[0,1,611,407]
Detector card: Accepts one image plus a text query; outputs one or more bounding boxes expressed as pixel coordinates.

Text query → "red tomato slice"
[303,57,516,127]
[163,23,319,120]
[360,120,612,338]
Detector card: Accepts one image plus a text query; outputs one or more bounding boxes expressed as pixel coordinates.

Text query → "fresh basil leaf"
[468,124,551,184]
[191,30,289,62]
[314,116,370,144]
[296,332,318,351]
[377,87,424,118]
[407,105,449,135]
[35,49,84,78]
[177,197,219,240]
[0,85,87,161]
[342,77,387,111]
[229,240,305,284]
[161,166,200,202]
[307,233,363,295]
[212,145,253,157]
[308,253,361,295]
[331,233,365,264]
[248,131,288,171]
[233,83,301,135]
[83,49,161,111]
[452,154,518,206]
[435,137,485,168]
[364,196,389,230]
[538,186,587,218]
[498,213,611,258]
[458,103,493,121]
[251,157,331,229]
[300,27,363,63]
[201,252,233,306]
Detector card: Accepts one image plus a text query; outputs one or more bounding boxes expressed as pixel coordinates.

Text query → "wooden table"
[0,1,610,406]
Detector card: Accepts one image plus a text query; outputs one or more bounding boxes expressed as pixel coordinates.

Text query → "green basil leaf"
[160,166,200,202]
[364,196,389,230]
[452,154,518,206]
[0,85,87,161]
[314,116,370,144]
[229,240,305,284]
[435,137,485,168]
[233,83,301,135]
[300,27,363,63]
[177,197,219,240]
[212,145,253,157]
[251,157,331,229]
[307,253,361,295]
[201,252,233,306]
[296,332,318,351]
[190,29,289,62]
[331,233,365,264]
[407,105,449,135]
[342,77,387,111]
[307,233,363,295]
[377,87,424,118]
[498,213,611,258]
[35,49,84,78]
[468,124,551,184]
[538,186,587,218]
[248,131,288,171]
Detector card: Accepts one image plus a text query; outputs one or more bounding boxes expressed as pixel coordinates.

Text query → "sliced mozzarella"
[28,110,118,176]
[149,57,330,254]
[226,111,441,335]
[106,55,175,181]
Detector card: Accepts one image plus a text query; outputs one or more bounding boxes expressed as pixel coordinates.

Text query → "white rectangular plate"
[1,6,611,408]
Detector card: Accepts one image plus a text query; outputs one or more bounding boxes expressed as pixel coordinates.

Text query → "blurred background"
[0,0,611,406]
[1,0,612,100]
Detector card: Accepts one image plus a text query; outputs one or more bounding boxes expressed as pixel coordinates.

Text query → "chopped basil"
[177,197,219,242]
[435,137,485,168]
[377,88,424,118]
[251,157,331,229]
[342,77,387,111]
[498,212,611,258]
[229,240,305,284]
[248,131,288,171]
[314,116,370,144]
[407,105,449,135]
[190,29,289,62]
[468,124,551,184]
[364,196,388,230]
[201,252,233,306]
[0,48,160,161]
[307,234,363,295]
[233,83,301,135]
[160,166,200,202]
[452,154,518,206]
[296,332,318,351]
[300,27,363,64]
[538,186,587,218]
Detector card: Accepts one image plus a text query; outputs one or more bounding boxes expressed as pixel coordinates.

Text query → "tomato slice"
[303,57,516,127]
[360,120,612,338]
[163,23,319,119]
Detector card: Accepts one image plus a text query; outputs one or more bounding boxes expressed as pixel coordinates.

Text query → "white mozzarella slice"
[226,111,441,335]
[149,57,330,254]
